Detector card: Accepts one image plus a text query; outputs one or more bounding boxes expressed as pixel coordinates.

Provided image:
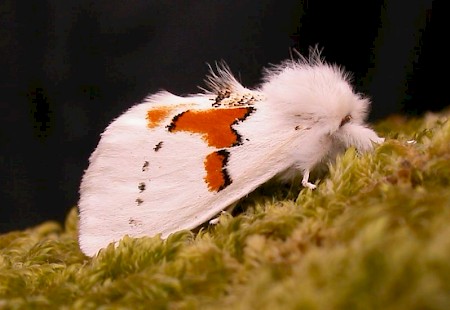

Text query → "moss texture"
[1,108,450,309]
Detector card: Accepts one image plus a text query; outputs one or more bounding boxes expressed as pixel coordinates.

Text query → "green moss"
[1,109,450,309]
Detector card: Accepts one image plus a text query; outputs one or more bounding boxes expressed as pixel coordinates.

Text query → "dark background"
[0,0,446,233]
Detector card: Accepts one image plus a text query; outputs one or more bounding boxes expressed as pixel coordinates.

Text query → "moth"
[78,48,383,256]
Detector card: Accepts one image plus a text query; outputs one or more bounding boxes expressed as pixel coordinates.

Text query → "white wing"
[78,91,302,256]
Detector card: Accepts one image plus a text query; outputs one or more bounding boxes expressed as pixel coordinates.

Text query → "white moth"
[78,48,383,256]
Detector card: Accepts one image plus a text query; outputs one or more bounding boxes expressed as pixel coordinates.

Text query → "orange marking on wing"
[204,150,231,192]
[146,107,175,128]
[169,107,253,148]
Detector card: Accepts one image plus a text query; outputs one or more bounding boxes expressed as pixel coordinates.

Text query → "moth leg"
[209,210,228,225]
[209,202,238,225]
[209,215,222,225]
[301,170,317,190]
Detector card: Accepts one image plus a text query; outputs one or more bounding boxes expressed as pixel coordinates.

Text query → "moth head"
[330,90,371,132]
[261,53,371,135]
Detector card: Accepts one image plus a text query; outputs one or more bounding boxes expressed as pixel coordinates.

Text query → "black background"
[0,0,446,233]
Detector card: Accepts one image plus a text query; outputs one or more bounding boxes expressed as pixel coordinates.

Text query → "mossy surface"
[1,109,450,309]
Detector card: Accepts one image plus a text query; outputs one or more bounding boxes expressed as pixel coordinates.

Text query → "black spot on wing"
[142,161,149,172]
[217,149,232,191]
[230,106,255,146]
[167,111,187,131]
[212,89,231,108]
[153,141,163,152]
